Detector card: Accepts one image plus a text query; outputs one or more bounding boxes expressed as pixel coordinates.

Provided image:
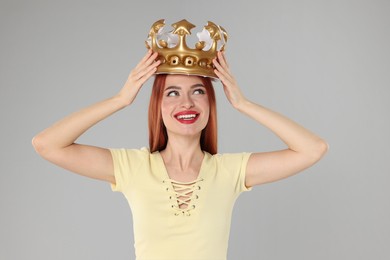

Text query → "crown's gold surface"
[145,19,228,78]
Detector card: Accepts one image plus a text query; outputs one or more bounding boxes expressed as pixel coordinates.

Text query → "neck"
[161,134,204,171]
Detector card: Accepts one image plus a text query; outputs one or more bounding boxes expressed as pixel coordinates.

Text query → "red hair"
[148,74,217,154]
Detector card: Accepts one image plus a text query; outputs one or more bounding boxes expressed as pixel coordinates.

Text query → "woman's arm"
[32,50,160,183]
[213,52,328,187]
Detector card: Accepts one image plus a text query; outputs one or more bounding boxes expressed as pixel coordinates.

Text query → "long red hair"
[148,74,217,154]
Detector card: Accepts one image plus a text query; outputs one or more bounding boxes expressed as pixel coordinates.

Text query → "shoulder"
[211,152,252,164]
[206,151,252,171]
[109,147,151,165]
[206,151,253,192]
[110,146,150,155]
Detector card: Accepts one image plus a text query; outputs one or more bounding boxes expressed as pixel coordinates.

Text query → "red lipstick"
[174,110,200,124]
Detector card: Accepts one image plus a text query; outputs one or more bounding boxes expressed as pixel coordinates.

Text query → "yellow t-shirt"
[110,147,252,260]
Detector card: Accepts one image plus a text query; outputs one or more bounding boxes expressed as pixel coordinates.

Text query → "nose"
[181,93,194,109]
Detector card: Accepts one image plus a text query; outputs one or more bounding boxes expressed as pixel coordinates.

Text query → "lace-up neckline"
[163,178,204,216]
[157,152,207,216]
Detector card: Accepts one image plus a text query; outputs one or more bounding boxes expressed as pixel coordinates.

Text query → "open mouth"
[174,111,200,123]
[176,114,198,120]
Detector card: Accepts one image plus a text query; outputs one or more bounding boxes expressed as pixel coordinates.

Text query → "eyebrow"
[164,83,205,91]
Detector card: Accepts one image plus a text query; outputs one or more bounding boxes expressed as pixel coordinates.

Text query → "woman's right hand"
[117,50,160,106]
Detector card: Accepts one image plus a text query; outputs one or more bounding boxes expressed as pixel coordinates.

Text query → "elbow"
[299,139,328,167]
[32,133,50,157]
[320,139,329,155]
[312,138,329,161]
[32,134,43,154]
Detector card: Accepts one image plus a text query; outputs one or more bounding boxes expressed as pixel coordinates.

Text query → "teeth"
[177,114,197,119]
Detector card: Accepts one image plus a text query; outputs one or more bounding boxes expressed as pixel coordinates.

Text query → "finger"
[134,52,158,73]
[214,69,233,89]
[134,50,157,73]
[217,51,230,70]
[138,65,158,85]
[135,51,158,73]
[213,55,230,76]
[135,49,153,69]
[144,59,160,75]
[213,58,234,83]
[144,51,159,67]
[133,59,160,81]
[213,69,226,83]
[213,58,225,73]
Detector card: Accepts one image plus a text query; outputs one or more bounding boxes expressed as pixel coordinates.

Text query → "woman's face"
[161,74,210,138]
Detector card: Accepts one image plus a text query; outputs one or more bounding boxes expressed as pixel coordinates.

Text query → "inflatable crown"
[145,19,228,78]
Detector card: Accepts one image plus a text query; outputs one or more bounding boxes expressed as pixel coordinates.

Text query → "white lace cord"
[163,178,204,216]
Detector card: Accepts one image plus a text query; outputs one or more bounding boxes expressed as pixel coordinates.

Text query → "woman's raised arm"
[213,51,328,187]
[32,50,160,183]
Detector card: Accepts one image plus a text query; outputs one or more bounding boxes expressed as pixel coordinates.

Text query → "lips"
[174,110,200,124]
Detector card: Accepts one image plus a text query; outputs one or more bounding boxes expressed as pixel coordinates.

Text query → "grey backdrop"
[1,0,389,259]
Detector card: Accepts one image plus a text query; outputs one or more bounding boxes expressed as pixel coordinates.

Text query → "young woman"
[32,50,328,259]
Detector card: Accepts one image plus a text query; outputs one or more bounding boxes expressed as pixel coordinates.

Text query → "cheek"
[161,96,177,106]
[200,98,210,115]
[160,100,174,121]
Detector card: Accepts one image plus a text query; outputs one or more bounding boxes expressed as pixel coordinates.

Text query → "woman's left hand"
[213,51,246,109]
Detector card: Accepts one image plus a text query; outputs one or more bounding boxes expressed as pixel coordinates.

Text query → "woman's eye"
[167,91,179,97]
[193,89,205,95]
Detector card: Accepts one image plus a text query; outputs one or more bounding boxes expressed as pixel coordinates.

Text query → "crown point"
[150,19,165,34]
[171,19,195,35]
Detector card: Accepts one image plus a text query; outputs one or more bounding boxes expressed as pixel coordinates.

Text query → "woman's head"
[148,74,217,154]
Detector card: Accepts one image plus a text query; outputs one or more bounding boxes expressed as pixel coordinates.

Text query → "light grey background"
[1,0,389,259]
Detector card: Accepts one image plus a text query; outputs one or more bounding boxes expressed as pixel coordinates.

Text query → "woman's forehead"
[164,74,203,87]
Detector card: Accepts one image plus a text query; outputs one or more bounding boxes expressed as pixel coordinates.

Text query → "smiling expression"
[161,75,210,138]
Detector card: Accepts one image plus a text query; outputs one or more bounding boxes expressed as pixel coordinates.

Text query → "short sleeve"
[218,152,253,194]
[109,147,149,192]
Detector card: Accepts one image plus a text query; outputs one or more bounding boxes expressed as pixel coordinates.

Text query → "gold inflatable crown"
[145,19,228,79]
